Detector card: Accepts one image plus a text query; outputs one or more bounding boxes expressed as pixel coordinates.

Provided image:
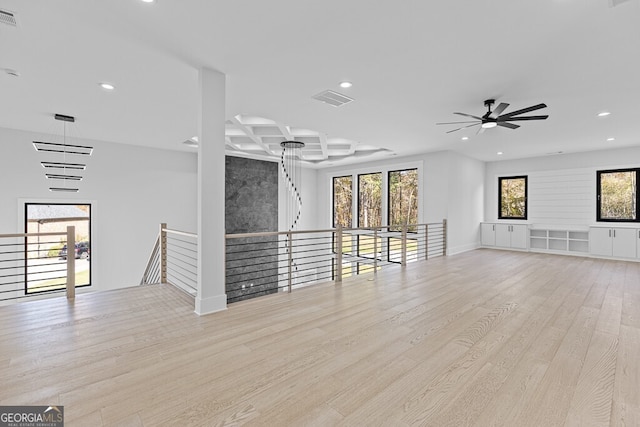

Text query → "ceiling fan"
[437,99,548,134]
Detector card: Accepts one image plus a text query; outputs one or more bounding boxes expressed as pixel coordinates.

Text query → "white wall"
[315,150,485,255]
[446,151,486,254]
[485,146,640,226]
[0,127,197,294]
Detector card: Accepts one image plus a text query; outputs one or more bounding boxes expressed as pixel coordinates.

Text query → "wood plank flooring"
[1,249,639,426]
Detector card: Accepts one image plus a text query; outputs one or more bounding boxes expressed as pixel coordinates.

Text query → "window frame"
[388,168,418,233]
[332,175,353,228]
[357,172,383,228]
[24,202,92,295]
[596,167,640,223]
[498,175,528,220]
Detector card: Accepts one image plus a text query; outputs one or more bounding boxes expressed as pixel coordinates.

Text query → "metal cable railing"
[140,224,197,296]
[165,230,197,296]
[140,235,160,285]
[226,220,447,303]
[141,220,447,305]
[0,227,78,303]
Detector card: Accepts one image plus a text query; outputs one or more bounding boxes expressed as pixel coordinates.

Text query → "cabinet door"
[510,225,528,249]
[481,223,496,246]
[590,228,612,257]
[495,224,511,248]
[612,228,637,259]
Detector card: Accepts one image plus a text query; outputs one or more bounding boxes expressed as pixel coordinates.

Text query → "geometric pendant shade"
[32,113,93,192]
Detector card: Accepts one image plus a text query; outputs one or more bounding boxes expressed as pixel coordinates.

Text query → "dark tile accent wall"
[225,156,279,302]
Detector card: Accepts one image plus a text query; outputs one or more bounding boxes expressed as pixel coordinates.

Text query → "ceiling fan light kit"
[437,98,548,134]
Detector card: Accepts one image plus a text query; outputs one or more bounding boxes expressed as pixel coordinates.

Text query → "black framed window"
[498,176,528,220]
[358,172,382,228]
[25,203,92,294]
[332,175,352,228]
[388,168,418,232]
[597,168,639,222]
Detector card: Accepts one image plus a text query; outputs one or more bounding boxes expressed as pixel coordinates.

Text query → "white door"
[481,223,496,246]
[612,228,637,258]
[590,227,612,257]
[636,229,640,260]
[495,224,511,248]
[510,225,528,249]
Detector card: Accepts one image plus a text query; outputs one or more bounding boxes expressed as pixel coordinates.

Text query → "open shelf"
[530,237,547,250]
[529,226,589,255]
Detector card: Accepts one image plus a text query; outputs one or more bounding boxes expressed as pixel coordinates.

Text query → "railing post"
[66,226,75,300]
[373,228,378,275]
[287,231,293,293]
[443,219,447,256]
[424,223,429,260]
[401,224,407,267]
[160,223,167,284]
[336,225,343,283]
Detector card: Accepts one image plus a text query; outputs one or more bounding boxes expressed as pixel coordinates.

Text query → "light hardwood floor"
[1,249,639,426]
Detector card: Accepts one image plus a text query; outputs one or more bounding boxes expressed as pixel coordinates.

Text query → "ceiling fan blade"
[489,103,509,119]
[499,115,548,121]
[500,103,547,118]
[446,123,480,133]
[454,112,483,120]
[497,122,520,129]
[477,126,486,135]
[436,120,481,125]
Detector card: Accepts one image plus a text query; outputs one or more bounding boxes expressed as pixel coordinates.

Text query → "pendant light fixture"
[32,113,93,192]
[280,140,305,232]
[280,140,305,286]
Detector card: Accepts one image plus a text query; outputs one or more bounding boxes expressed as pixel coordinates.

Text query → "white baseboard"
[195,294,227,316]
[447,242,480,256]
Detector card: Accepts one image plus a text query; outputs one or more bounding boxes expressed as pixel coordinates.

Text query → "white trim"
[195,294,228,316]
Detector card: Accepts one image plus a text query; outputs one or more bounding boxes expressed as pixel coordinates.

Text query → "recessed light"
[339,81,352,88]
[461,136,469,141]
[140,0,155,3]
[598,111,611,117]
[99,82,115,91]
[607,137,615,141]
[497,151,503,155]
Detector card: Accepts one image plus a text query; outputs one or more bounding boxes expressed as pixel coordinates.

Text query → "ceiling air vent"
[0,9,17,26]
[312,90,354,107]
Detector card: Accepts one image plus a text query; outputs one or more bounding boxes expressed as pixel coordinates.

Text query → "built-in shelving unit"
[528,227,589,255]
[483,222,640,262]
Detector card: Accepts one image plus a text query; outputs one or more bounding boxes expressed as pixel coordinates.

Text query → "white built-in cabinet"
[589,226,638,259]
[482,222,640,261]
[481,223,496,246]
[481,223,527,249]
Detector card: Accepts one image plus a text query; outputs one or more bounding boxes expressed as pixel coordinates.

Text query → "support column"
[196,67,227,315]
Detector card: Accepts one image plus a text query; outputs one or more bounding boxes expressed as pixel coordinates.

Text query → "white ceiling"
[1,0,639,166]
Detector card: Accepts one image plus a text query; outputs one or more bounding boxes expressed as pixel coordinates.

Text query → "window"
[388,169,418,232]
[597,168,639,222]
[25,203,91,294]
[358,172,382,228]
[333,176,352,227]
[498,176,528,220]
